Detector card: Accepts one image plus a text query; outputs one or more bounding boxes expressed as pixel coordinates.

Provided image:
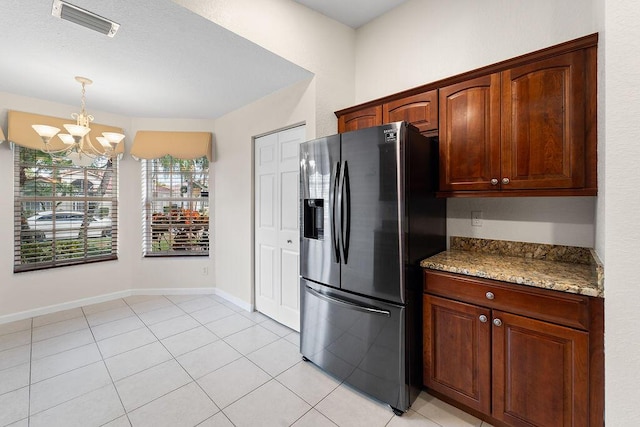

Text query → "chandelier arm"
[31,76,123,167]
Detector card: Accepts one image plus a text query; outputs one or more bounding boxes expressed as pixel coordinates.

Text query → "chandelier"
[31,76,125,167]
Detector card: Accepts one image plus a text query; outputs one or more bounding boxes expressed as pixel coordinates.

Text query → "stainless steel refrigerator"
[299,122,446,415]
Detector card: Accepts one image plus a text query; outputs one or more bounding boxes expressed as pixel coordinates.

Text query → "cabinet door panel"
[383,90,438,133]
[423,295,491,413]
[492,310,589,427]
[338,105,382,133]
[501,51,586,190]
[439,74,501,191]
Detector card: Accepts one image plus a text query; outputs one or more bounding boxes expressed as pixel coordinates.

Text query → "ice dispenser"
[303,199,324,239]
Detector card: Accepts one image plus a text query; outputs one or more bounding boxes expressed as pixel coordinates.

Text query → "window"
[142,155,209,256]
[14,146,118,272]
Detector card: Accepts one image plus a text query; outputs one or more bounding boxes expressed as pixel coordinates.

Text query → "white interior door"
[255,125,305,331]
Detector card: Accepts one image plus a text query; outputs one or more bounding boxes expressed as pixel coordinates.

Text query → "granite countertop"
[420,237,604,298]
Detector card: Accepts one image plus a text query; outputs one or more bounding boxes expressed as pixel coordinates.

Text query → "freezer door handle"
[305,285,391,317]
[331,161,341,263]
[338,161,351,264]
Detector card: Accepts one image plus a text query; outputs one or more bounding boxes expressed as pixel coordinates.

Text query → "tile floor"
[0,294,494,427]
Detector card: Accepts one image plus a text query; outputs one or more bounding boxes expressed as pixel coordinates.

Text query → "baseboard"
[129,287,218,296]
[0,289,133,325]
[0,287,251,325]
[212,288,253,312]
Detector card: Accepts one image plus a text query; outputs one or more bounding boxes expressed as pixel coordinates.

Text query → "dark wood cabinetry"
[439,74,501,191]
[424,294,491,414]
[336,91,438,135]
[439,50,593,195]
[423,270,604,427]
[337,105,382,133]
[491,310,589,427]
[335,33,598,197]
[383,90,438,135]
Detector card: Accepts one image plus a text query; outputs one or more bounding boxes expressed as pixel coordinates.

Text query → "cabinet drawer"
[424,270,590,330]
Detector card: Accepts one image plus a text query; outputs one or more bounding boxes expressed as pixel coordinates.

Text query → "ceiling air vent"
[51,0,120,37]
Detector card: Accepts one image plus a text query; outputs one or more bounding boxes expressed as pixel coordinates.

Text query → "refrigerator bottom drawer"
[300,278,409,412]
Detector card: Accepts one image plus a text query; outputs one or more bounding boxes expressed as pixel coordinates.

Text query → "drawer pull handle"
[493,318,503,327]
[479,315,488,323]
[485,292,495,300]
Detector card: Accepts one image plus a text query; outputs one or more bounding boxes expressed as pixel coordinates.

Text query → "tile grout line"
[84,299,133,427]
[120,296,225,421]
[27,317,33,427]
[25,304,129,424]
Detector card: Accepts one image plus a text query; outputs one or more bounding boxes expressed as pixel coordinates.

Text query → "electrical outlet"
[471,211,483,227]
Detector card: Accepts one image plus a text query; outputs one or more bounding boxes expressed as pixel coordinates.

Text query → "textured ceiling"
[0,0,312,119]
[0,0,408,121]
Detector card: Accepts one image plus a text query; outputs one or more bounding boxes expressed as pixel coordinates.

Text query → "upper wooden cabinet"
[501,51,586,190]
[336,90,438,135]
[439,49,594,196]
[439,74,501,192]
[337,105,382,133]
[383,90,438,134]
[335,33,598,198]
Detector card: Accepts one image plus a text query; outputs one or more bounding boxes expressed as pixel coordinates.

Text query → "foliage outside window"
[14,146,118,272]
[143,155,209,256]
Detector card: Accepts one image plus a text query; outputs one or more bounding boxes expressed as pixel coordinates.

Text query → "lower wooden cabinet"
[424,295,491,413]
[423,270,603,427]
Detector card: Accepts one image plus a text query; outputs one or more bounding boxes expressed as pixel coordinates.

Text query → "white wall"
[601,0,640,423]
[174,0,356,138]
[355,0,599,248]
[210,79,314,305]
[174,0,357,304]
[447,197,595,248]
[355,0,597,103]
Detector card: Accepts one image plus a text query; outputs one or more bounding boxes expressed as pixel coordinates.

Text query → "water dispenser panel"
[303,199,324,240]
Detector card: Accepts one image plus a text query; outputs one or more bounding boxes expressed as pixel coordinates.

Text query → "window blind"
[14,146,118,272]
[142,155,209,257]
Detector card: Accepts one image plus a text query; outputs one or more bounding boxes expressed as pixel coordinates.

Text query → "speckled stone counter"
[420,237,604,297]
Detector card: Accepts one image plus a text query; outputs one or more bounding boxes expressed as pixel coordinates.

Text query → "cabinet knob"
[502,177,510,185]
[287,239,292,244]
[490,178,499,185]
[493,318,503,327]
[479,314,488,323]
[485,292,495,300]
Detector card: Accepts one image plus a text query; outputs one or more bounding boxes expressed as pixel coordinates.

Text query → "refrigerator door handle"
[343,160,351,263]
[331,161,341,263]
[305,285,391,317]
[338,161,350,264]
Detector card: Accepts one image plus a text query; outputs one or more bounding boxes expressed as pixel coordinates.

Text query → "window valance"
[131,131,212,161]
[8,110,125,154]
